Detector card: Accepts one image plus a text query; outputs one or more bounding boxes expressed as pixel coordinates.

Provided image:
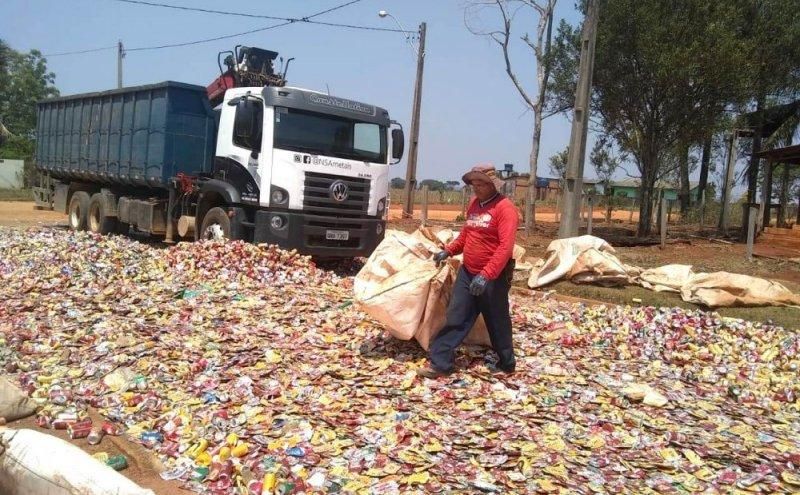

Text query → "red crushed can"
[101,421,123,436]
[67,419,93,439]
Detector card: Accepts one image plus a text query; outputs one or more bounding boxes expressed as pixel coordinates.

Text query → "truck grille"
[303,172,370,217]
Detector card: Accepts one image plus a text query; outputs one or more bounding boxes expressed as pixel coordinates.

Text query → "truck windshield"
[273,106,387,163]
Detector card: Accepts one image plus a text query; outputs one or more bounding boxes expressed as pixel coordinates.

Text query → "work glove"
[469,275,488,296]
[433,251,449,267]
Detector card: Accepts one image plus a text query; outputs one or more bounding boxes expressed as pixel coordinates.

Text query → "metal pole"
[747,206,757,261]
[719,131,738,235]
[558,0,599,238]
[421,184,429,227]
[587,194,593,235]
[660,196,667,249]
[402,22,426,218]
[117,40,125,89]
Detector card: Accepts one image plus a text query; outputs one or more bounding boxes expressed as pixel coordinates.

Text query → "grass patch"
[542,281,800,330]
[0,189,33,201]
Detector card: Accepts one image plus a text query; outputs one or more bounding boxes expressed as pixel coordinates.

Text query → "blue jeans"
[429,265,516,372]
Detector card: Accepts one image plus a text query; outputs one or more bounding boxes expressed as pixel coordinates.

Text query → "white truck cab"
[206,85,404,257]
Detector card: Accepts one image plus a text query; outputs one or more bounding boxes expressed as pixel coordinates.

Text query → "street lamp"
[378,10,419,56]
[379,10,427,219]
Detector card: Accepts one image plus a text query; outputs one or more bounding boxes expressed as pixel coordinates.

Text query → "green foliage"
[549,147,568,180]
[419,179,448,192]
[590,139,620,187]
[0,39,59,137]
[0,39,59,177]
[390,177,406,189]
[548,0,800,235]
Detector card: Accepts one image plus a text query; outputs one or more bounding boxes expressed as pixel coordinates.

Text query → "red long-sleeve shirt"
[445,194,519,280]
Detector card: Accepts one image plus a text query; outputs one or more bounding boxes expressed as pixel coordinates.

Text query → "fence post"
[421,185,429,227]
[587,195,594,235]
[660,196,667,249]
[747,206,757,261]
[629,198,635,223]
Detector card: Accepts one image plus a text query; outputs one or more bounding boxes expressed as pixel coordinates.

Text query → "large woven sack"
[0,377,38,421]
[0,428,155,495]
[354,229,491,350]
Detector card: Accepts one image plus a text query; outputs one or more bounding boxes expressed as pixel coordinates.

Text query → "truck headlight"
[377,198,386,212]
[376,223,384,235]
[270,186,289,205]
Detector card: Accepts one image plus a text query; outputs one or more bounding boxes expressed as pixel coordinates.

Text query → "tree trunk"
[526,109,544,233]
[779,164,790,228]
[697,136,711,203]
[679,141,691,215]
[637,154,658,237]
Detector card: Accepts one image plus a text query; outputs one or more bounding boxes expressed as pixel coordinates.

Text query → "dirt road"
[0,201,65,227]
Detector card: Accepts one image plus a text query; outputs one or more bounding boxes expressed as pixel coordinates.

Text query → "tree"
[419,179,447,192]
[741,1,800,207]
[548,146,568,180]
[465,0,558,231]
[445,180,461,190]
[0,40,59,138]
[390,177,406,189]
[548,0,756,236]
[590,138,620,221]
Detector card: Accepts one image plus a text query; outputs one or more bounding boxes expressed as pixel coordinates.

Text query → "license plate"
[325,230,349,241]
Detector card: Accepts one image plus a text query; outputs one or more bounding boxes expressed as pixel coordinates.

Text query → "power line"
[111,0,413,33]
[43,0,414,57]
[127,21,293,51]
[44,45,117,57]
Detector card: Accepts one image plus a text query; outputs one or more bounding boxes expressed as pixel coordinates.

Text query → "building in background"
[0,159,24,189]
[608,178,699,201]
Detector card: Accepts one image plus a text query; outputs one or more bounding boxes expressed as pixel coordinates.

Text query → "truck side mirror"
[391,128,405,163]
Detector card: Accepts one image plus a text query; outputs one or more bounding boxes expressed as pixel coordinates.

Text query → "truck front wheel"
[68,191,90,231]
[88,193,118,235]
[199,207,231,241]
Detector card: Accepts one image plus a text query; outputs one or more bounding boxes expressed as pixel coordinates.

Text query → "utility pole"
[117,40,125,89]
[558,0,599,239]
[402,22,426,218]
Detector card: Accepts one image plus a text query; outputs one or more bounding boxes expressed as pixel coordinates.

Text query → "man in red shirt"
[418,164,519,378]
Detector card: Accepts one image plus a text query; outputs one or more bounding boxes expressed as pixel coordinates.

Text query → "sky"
[3,0,739,192]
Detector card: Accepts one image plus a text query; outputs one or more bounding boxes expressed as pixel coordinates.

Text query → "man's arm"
[478,200,519,280]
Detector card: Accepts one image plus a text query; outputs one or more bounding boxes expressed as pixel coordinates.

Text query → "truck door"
[214,95,267,206]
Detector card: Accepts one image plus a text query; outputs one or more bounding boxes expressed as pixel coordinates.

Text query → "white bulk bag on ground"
[0,377,38,421]
[0,428,154,495]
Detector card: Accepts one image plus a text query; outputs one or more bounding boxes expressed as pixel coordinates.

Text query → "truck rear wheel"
[200,207,231,240]
[68,191,90,231]
[88,193,118,235]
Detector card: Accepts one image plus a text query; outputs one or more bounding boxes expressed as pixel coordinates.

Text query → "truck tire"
[200,207,231,240]
[67,191,90,231]
[87,193,117,235]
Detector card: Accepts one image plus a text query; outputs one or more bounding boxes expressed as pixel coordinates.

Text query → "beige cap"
[462,163,505,192]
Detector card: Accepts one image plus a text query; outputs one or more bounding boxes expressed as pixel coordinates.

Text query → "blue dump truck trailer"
[34,68,404,258]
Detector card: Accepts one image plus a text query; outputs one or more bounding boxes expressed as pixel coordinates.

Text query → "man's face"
[471,180,496,201]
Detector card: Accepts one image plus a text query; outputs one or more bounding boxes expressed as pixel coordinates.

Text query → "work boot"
[416,366,451,379]
[487,362,515,375]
